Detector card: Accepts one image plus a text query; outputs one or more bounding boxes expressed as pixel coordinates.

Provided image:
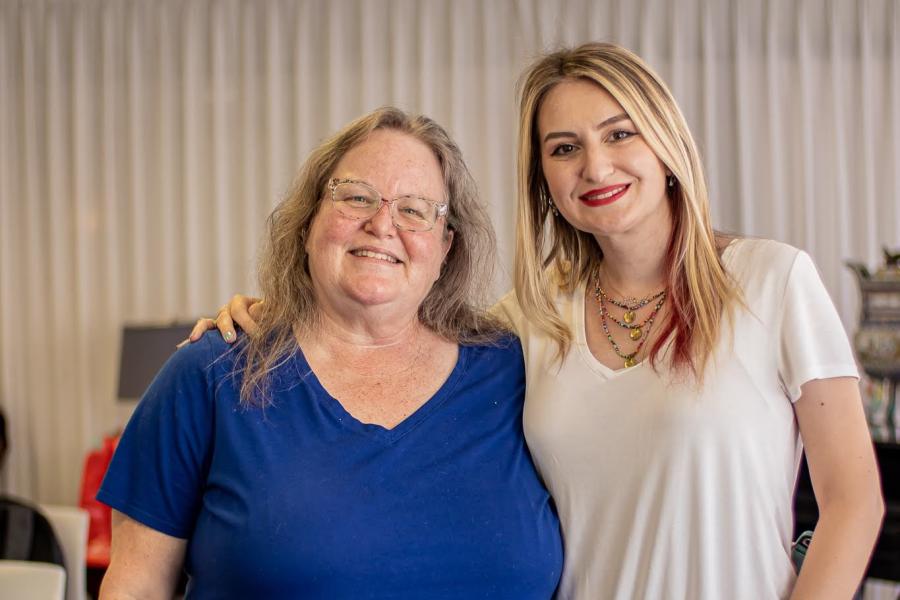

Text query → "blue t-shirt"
[99,334,562,599]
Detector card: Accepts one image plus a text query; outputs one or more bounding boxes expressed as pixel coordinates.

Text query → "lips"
[350,248,402,264]
[579,184,630,207]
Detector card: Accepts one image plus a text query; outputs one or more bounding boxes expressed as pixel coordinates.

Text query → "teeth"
[587,185,626,200]
[352,249,399,263]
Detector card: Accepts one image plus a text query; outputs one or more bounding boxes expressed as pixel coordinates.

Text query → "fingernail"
[224,331,235,342]
[176,339,189,349]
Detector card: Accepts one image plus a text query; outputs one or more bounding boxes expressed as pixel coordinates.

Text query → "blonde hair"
[239,107,504,406]
[515,42,739,377]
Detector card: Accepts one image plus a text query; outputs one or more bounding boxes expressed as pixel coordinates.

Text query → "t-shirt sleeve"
[777,250,859,402]
[97,337,219,538]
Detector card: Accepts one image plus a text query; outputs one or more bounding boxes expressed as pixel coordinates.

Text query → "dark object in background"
[0,497,66,569]
[795,443,900,581]
[117,323,195,400]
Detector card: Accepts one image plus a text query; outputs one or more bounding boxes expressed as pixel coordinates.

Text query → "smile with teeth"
[579,184,630,207]
[351,249,400,264]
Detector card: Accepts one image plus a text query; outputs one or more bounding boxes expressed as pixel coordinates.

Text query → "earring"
[666,174,676,188]
[548,197,559,217]
[543,190,559,217]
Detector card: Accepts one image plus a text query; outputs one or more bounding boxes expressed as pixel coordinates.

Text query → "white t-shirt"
[494,239,859,600]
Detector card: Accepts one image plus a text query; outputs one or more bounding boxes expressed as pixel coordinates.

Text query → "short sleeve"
[97,337,220,538]
[777,250,859,402]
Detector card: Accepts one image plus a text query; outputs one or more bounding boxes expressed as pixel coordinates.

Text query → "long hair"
[239,107,503,406]
[515,42,740,378]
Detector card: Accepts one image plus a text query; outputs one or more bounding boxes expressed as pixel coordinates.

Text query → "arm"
[789,377,884,600]
[185,294,263,344]
[99,511,187,600]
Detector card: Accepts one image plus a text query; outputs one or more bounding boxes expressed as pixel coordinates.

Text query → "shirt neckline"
[289,343,468,444]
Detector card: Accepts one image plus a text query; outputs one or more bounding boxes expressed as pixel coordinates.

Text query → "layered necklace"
[593,268,667,368]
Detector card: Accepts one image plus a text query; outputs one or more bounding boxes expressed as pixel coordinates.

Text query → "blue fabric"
[99,334,562,599]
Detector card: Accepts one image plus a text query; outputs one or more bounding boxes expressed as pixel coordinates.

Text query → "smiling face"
[537,78,672,243]
[304,129,453,320]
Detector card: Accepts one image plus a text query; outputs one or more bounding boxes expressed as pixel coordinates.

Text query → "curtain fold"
[1,0,898,504]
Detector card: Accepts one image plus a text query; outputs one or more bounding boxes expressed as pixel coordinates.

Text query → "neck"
[303,306,426,349]
[593,211,673,298]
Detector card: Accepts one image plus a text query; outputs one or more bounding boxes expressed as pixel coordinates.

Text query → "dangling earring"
[666,174,676,188]
[543,188,559,217]
[548,196,559,217]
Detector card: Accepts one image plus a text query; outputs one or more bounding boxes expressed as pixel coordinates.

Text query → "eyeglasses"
[328,178,449,232]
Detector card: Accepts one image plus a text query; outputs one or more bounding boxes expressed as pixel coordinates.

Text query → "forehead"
[537,78,627,133]
[332,129,445,198]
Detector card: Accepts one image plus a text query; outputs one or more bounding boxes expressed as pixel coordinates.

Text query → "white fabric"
[495,239,859,600]
[1,0,899,506]
[39,505,88,600]
[0,560,66,600]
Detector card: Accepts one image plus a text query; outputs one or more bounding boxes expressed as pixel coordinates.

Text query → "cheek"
[307,215,352,255]
[408,236,447,278]
[540,161,574,200]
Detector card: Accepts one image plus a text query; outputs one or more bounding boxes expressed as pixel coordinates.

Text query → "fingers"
[177,317,217,348]
[215,307,236,343]
[231,295,262,335]
[175,294,260,350]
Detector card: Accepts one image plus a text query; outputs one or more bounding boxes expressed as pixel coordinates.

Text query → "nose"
[581,143,614,183]
[363,198,396,236]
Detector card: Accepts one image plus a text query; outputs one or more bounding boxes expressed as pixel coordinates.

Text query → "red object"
[79,433,119,568]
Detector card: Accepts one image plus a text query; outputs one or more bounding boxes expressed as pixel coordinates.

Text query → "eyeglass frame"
[327,177,449,232]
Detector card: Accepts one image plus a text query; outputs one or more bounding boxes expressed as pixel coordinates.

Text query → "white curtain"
[1,0,898,504]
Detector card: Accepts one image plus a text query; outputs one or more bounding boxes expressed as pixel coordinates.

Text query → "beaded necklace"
[593,271,667,368]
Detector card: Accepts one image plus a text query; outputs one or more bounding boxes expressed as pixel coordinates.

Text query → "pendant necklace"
[593,270,667,368]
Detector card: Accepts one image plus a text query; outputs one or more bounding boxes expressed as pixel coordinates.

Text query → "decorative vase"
[847,247,900,440]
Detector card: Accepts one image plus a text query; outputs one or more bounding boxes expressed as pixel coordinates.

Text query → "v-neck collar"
[575,239,741,379]
[288,344,469,444]
[575,280,648,379]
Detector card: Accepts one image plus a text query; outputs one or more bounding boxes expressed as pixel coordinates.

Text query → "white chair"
[39,505,88,600]
[0,560,66,600]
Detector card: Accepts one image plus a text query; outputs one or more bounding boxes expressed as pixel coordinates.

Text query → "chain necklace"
[595,285,666,325]
[593,271,667,368]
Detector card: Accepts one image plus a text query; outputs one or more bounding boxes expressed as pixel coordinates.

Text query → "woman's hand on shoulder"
[181,294,264,346]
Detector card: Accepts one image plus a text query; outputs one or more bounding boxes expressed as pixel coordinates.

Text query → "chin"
[347,279,410,305]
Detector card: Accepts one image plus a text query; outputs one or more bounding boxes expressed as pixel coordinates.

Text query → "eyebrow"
[542,113,631,143]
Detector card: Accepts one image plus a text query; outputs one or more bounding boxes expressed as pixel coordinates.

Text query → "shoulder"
[491,276,579,337]
[463,333,524,363]
[723,238,811,293]
[492,290,523,330]
[133,333,244,419]
[723,237,802,271]
[460,335,525,382]
[165,333,240,381]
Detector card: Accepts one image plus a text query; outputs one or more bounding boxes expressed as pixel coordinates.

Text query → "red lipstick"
[579,184,630,207]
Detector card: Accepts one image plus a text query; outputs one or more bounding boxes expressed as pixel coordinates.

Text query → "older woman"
[97,108,563,599]
[202,44,882,599]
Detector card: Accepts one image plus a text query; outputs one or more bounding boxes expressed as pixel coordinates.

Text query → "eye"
[344,195,375,207]
[609,129,637,142]
[396,198,430,221]
[550,143,577,156]
[400,206,427,219]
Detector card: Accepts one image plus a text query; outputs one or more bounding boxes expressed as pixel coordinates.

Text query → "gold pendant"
[629,327,642,341]
[623,310,636,324]
[624,356,637,368]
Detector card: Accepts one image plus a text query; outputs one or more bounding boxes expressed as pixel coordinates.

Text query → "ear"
[441,227,454,262]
